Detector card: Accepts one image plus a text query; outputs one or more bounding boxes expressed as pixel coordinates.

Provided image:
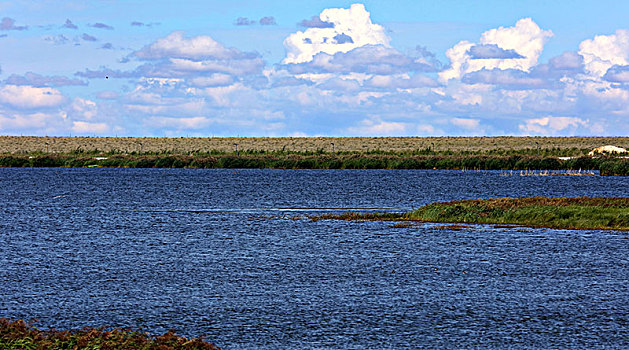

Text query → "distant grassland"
[2,136,629,155]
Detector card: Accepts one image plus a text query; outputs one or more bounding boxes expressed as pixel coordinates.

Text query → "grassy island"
[315,197,629,231]
[0,319,220,350]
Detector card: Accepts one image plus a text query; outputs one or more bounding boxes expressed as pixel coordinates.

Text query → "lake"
[1,168,628,349]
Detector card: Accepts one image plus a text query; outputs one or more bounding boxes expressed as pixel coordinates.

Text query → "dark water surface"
[1,168,628,349]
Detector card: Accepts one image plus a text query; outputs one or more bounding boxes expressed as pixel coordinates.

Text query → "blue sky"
[1,1,629,136]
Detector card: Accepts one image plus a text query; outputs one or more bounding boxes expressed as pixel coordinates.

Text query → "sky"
[1,1,629,137]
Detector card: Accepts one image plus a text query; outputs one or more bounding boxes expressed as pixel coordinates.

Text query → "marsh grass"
[308,197,629,231]
[0,319,220,350]
[1,154,626,174]
[409,197,629,230]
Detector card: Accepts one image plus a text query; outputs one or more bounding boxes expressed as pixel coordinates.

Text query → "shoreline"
[0,153,627,175]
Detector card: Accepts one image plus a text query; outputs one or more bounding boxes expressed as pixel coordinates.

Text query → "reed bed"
[1,153,627,175]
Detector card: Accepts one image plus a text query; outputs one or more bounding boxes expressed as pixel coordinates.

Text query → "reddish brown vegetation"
[0,319,221,349]
[436,196,629,211]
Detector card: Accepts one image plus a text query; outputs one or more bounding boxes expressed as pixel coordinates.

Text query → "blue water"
[1,168,628,349]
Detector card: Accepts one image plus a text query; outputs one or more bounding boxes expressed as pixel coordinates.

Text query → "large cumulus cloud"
[440,18,553,82]
[283,4,389,64]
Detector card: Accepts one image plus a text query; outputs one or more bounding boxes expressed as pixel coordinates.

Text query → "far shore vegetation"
[0,319,220,350]
[0,152,628,175]
[1,136,628,175]
[312,197,629,231]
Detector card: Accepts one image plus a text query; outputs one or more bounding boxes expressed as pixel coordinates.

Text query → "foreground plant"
[0,319,220,350]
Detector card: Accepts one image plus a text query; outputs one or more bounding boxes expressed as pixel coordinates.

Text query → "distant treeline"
[1,153,628,175]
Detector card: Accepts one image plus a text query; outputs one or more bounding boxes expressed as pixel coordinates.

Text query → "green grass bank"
[320,197,629,231]
[409,197,629,230]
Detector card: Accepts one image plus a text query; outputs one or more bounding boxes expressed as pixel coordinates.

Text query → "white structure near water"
[588,145,627,156]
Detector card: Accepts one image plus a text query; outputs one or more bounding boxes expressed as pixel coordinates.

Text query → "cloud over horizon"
[1,3,629,137]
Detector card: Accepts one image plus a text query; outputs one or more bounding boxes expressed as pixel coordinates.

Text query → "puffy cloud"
[603,65,629,83]
[283,4,389,64]
[101,43,113,49]
[69,98,98,120]
[5,72,87,87]
[72,121,109,134]
[82,33,97,41]
[1,17,27,31]
[548,51,583,71]
[259,16,276,26]
[131,21,159,27]
[148,116,212,129]
[440,18,553,82]
[468,44,524,59]
[579,29,629,77]
[284,45,437,75]
[450,117,480,129]
[235,17,256,26]
[317,77,361,91]
[152,57,263,77]
[0,85,66,109]
[62,19,78,29]
[233,16,276,26]
[134,31,241,60]
[347,118,408,135]
[188,74,234,87]
[0,112,65,133]
[75,68,137,79]
[44,34,69,45]
[518,116,587,135]
[78,32,265,82]
[462,68,548,89]
[96,91,120,99]
[298,16,334,28]
[89,22,114,30]
[364,74,438,89]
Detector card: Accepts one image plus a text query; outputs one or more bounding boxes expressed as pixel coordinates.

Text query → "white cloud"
[518,116,587,135]
[579,29,629,77]
[72,121,110,134]
[0,112,57,131]
[0,85,66,109]
[148,116,211,129]
[96,91,120,99]
[70,98,97,120]
[134,31,237,60]
[450,117,480,129]
[440,18,553,82]
[189,74,234,87]
[346,117,407,135]
[283,4,389,64]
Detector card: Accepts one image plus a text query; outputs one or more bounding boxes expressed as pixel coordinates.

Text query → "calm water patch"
[1,168,628,349]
